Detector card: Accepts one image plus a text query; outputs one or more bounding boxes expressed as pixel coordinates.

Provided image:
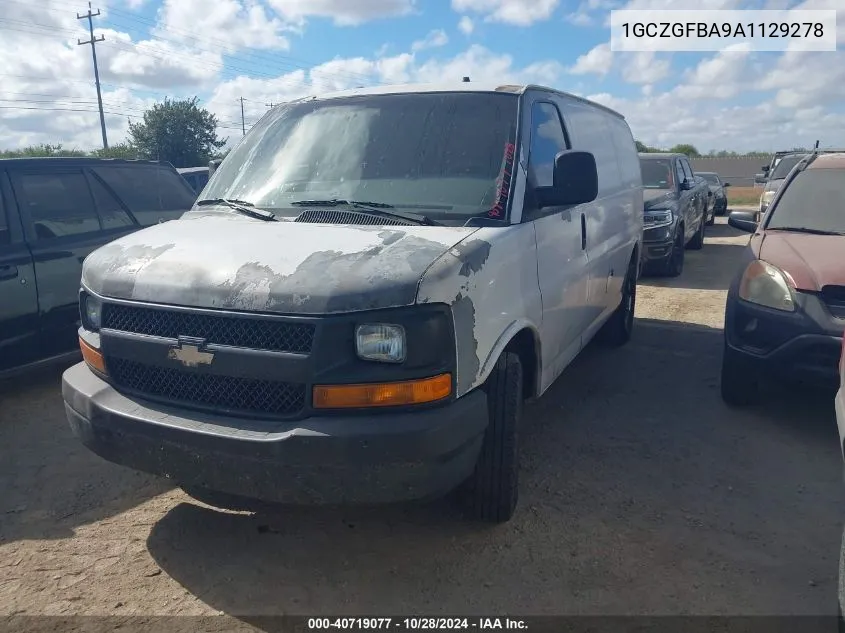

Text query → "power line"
[76,2,108,149]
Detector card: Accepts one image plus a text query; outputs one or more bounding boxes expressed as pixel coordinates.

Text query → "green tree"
[634,140,662,153]
[0,143,87,158]
[92,142,140,159]
[668,143,700,157]
[128,97,226,167]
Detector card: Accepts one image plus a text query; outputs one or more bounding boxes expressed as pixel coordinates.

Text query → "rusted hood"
[82,214,480,314]
[759,231,845,292]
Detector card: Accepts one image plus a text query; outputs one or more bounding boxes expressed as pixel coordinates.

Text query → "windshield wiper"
[195,198,277,222]
[289,199,442,226]
[767,226,844,236]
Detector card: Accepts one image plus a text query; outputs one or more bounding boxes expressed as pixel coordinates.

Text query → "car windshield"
[201,92,519,223]
[770,154,807,180]
[700,173,720,185]
[639,159,674,189]
[767,168,845,234]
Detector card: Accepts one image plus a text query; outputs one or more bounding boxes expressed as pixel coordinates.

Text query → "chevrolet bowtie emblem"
[168,337,215,367]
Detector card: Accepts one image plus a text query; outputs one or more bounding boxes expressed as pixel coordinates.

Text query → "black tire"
[463,352,522,524]
[720,341,759,406]
[660,229,685,277]
[181,485,266,512]
[596,255,637,347]
[688,218,705,250]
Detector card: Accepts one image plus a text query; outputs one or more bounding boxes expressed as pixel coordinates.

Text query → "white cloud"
[565,11,594,26]
[267,0,415,26]
[458,16,475,34]
[411,29,449,52]
[154,0,293,52]
[451,0,561,26]
[620,52,671,84]
[568,43,612,75]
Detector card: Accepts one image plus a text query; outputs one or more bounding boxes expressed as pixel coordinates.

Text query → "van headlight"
[355,324,406,363]
[761,190,776,205]
[81,293,103,330]
[738,260,795,312]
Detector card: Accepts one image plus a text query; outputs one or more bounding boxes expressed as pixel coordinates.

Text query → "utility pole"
[239,97,246,135]
[77,2,108,149]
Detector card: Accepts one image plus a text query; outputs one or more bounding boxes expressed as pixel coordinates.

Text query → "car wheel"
[661,230,685,277]
[181,485,267,512]
[688,219,705,250]
[596,255,637,347]
[463,352,522,524]
[720,341,759,406]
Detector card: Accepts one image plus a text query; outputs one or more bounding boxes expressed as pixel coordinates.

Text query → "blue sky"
[0,0,842,152]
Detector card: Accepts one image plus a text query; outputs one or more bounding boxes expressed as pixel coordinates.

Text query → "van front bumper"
[62,362,488,505]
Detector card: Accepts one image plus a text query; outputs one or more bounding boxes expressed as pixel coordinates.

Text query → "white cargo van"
[63,83,643,523]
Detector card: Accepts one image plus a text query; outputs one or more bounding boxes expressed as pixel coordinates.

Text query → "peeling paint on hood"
[82,215,479,314]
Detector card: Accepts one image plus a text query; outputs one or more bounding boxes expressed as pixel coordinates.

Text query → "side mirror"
[762,165,770,172]
[536,150,598,208]
[680,179,692,191]
[728,211,758,233]
[723,182,731,187]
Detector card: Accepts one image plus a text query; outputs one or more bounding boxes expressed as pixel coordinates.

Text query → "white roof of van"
[285,82,625,119]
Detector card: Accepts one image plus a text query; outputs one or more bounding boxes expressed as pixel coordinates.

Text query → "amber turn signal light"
[313,373,452,409]
[79,336,106,374]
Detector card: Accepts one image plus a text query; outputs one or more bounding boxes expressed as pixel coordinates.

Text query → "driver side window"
[528,102,568,188]
[674,160,686,189]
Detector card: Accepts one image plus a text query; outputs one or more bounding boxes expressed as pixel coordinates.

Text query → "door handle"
[580,213,587,250]
[0,265,19,281]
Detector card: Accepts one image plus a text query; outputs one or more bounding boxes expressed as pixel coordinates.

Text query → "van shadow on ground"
[146,316,842,621]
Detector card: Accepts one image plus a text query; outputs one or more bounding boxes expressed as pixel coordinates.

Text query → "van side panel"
[555,97,642,331]
[417,223,543,398]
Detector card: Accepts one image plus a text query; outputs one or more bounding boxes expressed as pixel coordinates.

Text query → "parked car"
[696,171,730,216]
[0,158,198,378]
[638,152,709,277]
[755,150,792,184]
[62,82,644,524]
[177,166,209,195]
[721,152,845,406]
[757,152,808,220]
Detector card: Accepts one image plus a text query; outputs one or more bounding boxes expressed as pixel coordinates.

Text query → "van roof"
[806,152,845,169]
[285,82,626,120]
[0,157,174,168]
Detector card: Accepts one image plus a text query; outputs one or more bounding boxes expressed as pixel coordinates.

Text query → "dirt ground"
[1,215,842,624]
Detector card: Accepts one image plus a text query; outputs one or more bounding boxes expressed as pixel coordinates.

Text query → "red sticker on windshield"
[488,142,516,218]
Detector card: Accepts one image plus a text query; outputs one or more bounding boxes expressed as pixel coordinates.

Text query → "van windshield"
[202,92,519,223]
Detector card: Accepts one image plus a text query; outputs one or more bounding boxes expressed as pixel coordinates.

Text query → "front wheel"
[660,230,685,277]
[688,218,705,250]
[463,352,522,524]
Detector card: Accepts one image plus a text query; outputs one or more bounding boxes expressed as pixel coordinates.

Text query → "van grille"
[101,303,315,354]
[106,357,306,418]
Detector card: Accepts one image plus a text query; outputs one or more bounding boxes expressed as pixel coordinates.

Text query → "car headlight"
[81,293,103,330]
[644,210,673,228]
[762,190,776,204]
[738,260,796,312]
[355,324,406,363]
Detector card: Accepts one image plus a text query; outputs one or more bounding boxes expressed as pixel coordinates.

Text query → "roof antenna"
[462,76,470,82]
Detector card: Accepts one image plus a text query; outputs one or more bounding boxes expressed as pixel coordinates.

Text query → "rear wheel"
[720,341,759,406]
[596,255,637,347]
[463,352,522,524]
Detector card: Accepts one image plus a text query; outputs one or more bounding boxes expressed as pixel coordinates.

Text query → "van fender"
[473,319,542,398]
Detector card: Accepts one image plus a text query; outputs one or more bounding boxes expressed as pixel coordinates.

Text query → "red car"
[721,152,845,405]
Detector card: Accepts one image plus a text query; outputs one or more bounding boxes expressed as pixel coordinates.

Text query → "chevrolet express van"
[62,83,644,523]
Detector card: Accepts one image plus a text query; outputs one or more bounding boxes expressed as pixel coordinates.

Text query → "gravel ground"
[1,215,842,624]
